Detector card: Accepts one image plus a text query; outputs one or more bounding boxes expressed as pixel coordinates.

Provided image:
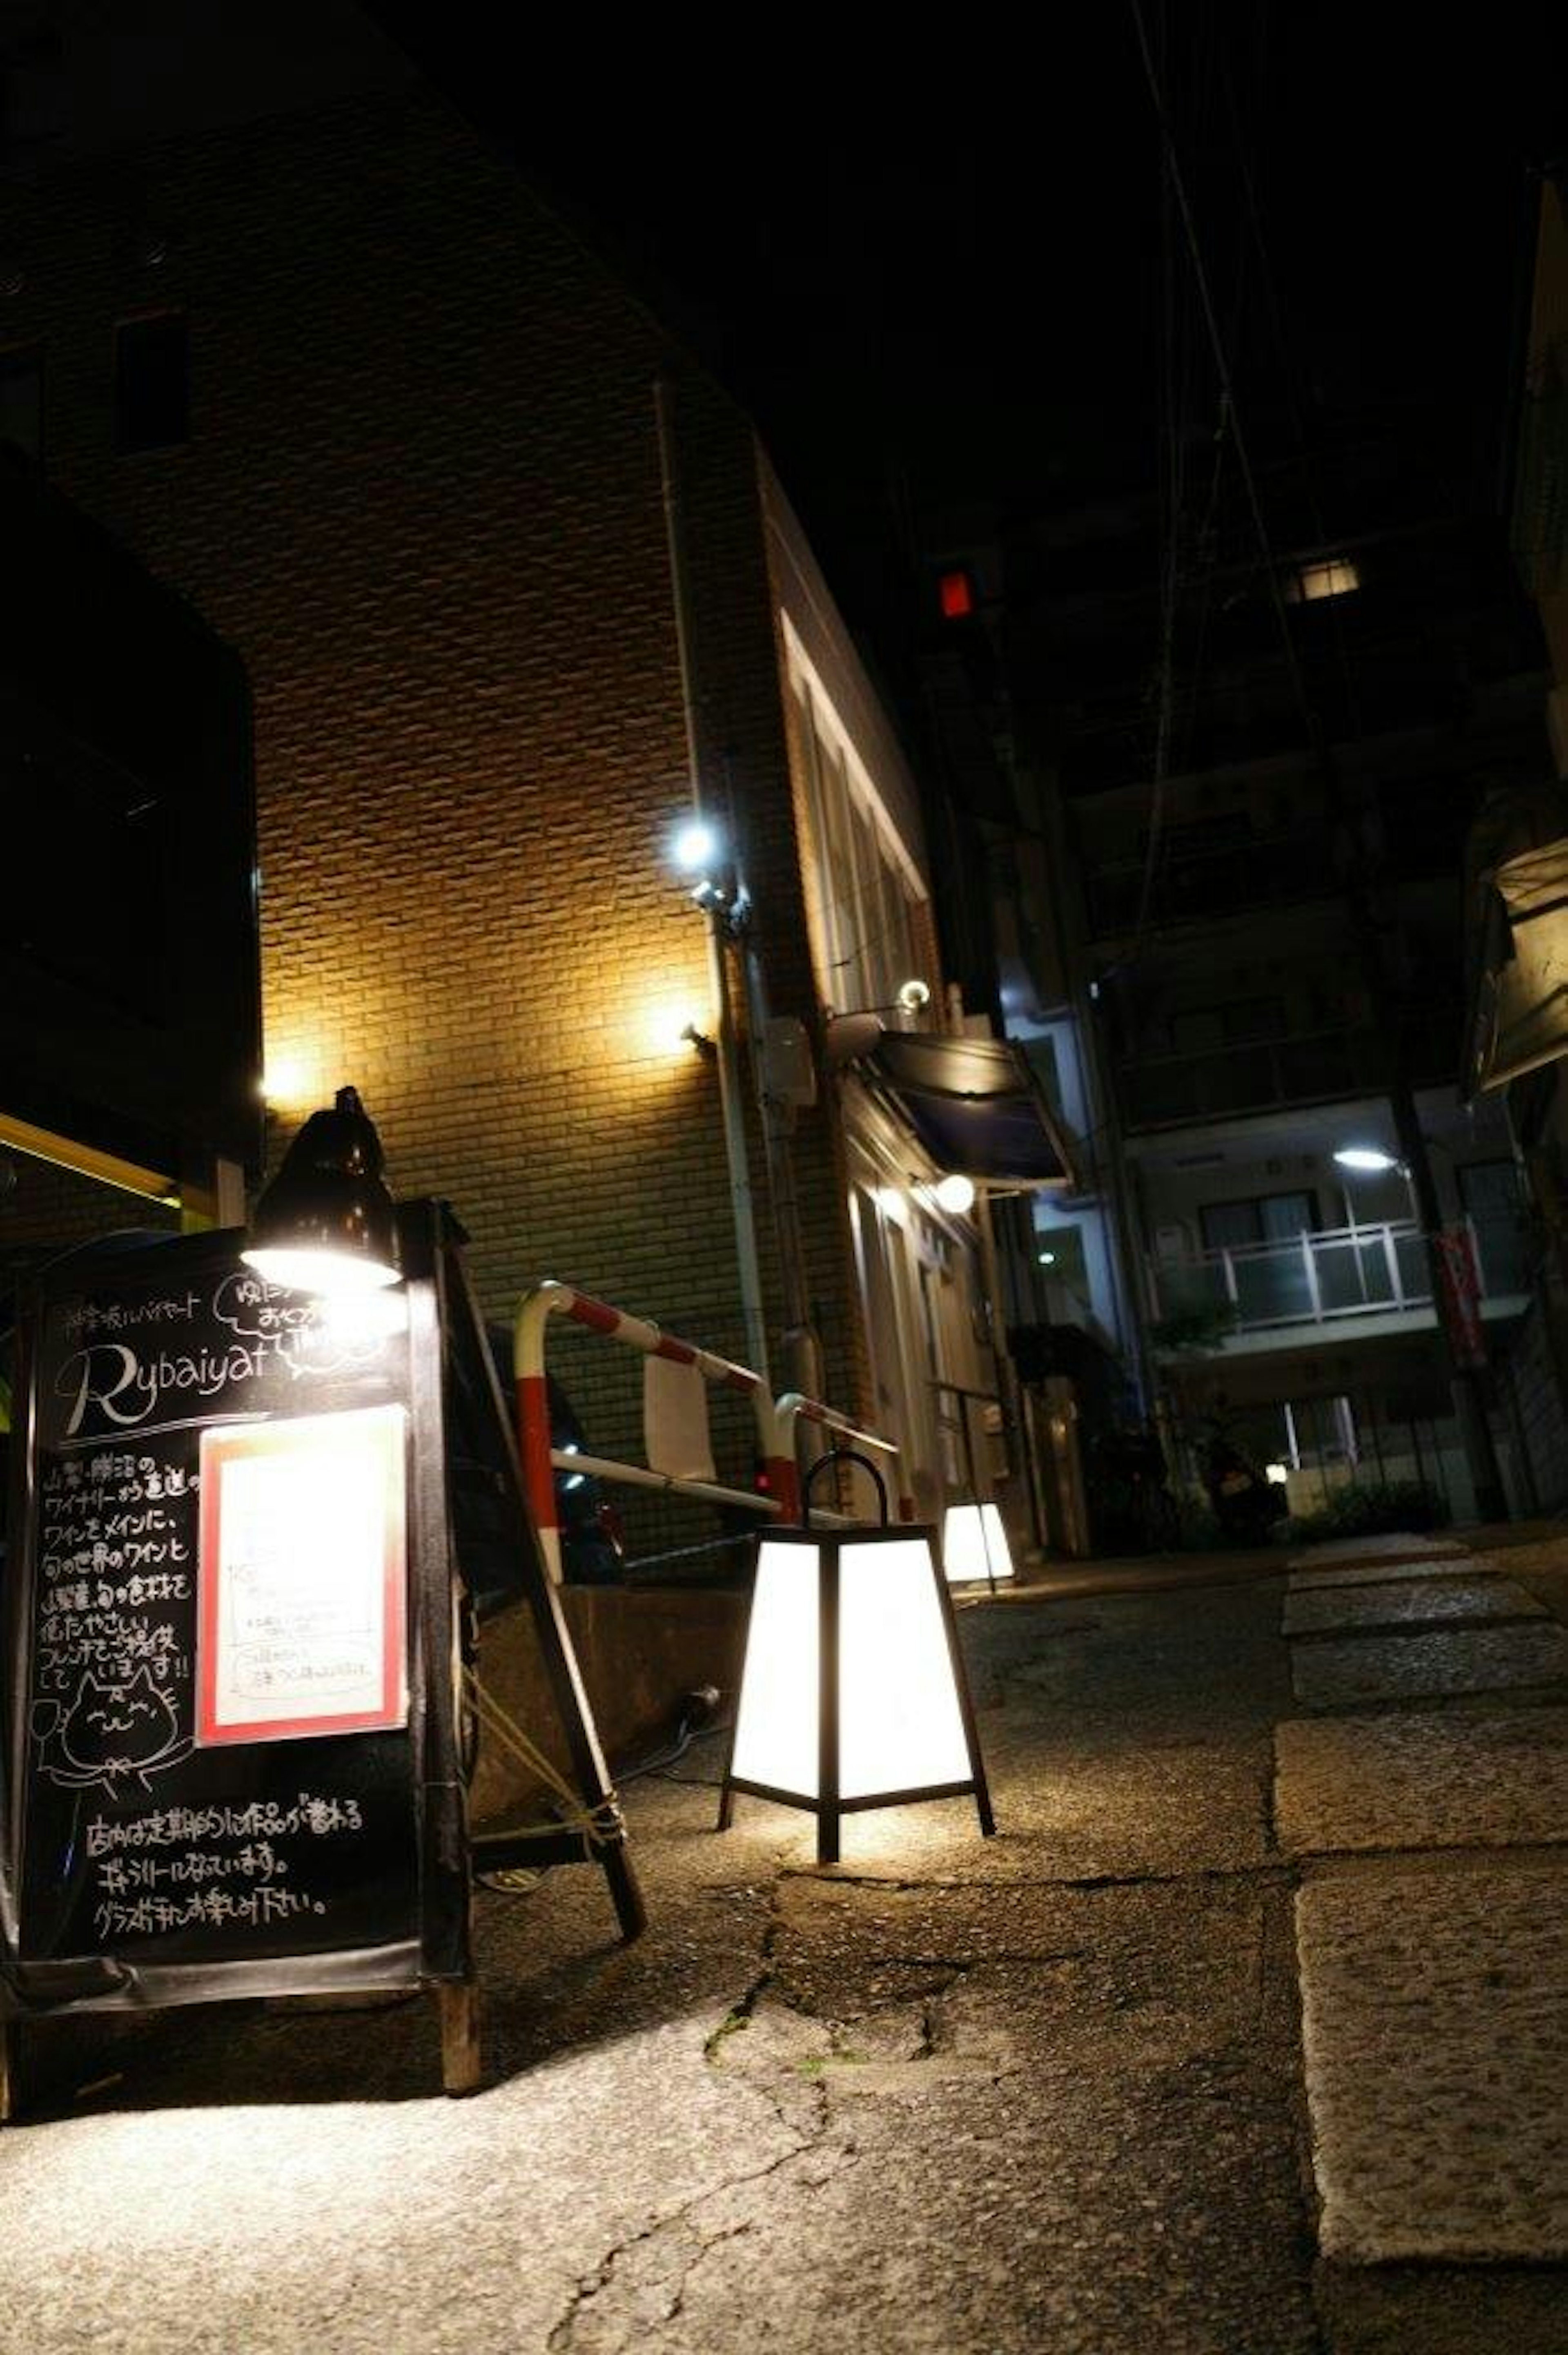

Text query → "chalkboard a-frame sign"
[0,1200,642,2110]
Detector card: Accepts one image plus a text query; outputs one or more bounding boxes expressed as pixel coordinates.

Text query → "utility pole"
[1388,1058,1509,1524]
[654,375,771,1389]
[655,376,823,1404]
[736,928,823,1403]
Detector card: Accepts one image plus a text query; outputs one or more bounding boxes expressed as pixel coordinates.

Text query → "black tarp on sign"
[0,1227,462,2012]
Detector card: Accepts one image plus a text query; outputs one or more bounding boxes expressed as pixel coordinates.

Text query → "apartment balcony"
[1119,1015,1459,1132]
[1149,1215,1529,1357]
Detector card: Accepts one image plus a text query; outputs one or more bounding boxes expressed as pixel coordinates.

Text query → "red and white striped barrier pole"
[773,1392,908,1519]
[513,1280,775,1582]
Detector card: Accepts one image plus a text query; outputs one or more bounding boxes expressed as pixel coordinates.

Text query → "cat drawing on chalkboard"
[31,1670,191,1796]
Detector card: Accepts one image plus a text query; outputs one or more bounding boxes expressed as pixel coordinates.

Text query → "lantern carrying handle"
[802,1447,889,1530]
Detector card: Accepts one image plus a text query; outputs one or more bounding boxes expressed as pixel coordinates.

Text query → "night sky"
[371,5,1566,645]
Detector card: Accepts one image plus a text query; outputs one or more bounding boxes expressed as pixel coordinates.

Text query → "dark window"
[1170,996,1285,1054]
[0,345,40,459]
[0,28,67,158]
[1200,1191,1318,1252]
[115,313,188,453]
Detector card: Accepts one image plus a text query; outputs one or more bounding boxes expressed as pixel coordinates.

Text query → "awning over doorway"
[864,1031,1074,1188]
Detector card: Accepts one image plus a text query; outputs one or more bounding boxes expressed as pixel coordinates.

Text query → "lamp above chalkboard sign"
[244,1085,401,1296]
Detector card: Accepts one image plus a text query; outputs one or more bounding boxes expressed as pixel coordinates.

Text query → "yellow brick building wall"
[1,85,886,1474]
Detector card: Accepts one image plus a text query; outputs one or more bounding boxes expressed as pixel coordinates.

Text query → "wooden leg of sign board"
[438,1978,482,2096]
[602,1841,648,1943]
[0,2022,19,2123]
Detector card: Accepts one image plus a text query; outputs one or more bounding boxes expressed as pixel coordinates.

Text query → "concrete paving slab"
[1290,1621,1568,1710]
[1288,1533,1466,1571]
[1288,1557,1486,1594]
[1275,1708,1568,1855]
[1282,1577,1544,1636]
[1315,2263,1568,2355]
[1296,1859,1568,2260]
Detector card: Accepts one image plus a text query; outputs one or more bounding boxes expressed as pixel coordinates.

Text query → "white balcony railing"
[1150,1215,1528,1341]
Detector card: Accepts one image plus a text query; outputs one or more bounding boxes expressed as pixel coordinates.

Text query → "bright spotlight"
[1333,1146,1399,1173]
[934,1173,976,1215]
[672,817,722,875]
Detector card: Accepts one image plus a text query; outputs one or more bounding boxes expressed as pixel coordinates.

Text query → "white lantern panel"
[839,1537,971,1798]
[729,1539,820,1798]
[942,1501,1016,1586]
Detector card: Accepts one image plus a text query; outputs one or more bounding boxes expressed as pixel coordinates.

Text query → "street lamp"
[1333,1145,1401,1173]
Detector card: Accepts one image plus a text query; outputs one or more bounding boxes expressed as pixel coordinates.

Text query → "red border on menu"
[196,1405,408,1745]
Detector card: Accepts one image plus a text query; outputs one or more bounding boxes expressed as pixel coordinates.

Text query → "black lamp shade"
[243,1086,401,1293]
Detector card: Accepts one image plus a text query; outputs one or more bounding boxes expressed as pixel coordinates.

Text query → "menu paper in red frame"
[197,1404,408,1744]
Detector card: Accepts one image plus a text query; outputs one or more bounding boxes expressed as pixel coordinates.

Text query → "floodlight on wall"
[941,1501,1016,1594]
[718,1450,996,1865]
[671,816,722,876]
[243,1085,401,1296]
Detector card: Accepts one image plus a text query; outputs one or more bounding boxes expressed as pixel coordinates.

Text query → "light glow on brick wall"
[261,1048,329,1113]
[635,992,714,1062]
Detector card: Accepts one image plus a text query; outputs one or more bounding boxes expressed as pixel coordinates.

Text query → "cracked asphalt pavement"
[4,1556,1566,2352]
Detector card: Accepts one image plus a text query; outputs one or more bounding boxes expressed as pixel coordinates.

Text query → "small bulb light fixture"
[243,1085,401,1297]
[719,1450,996,1865]
[1265,1462,1290,1487]
[1333,1145,1401,1174]
[1037,1248,1056,1267]
[933,1172,976,1216]
[671,816,722,876]
[941,1501,1017,1594]
[895,977,931,1014]
[669,813,746,924]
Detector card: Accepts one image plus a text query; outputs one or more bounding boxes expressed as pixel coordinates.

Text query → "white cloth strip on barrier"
[643,1354,717,1482]
[550,1448,780,1516]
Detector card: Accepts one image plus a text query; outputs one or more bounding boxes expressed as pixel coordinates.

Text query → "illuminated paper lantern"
[719,1454,995,1864]
[941,1501,1016,1591]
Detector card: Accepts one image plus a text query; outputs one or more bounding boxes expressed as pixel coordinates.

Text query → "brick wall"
[0,83,880,1482]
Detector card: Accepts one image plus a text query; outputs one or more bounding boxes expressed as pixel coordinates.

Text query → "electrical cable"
[1127,0,1320,758]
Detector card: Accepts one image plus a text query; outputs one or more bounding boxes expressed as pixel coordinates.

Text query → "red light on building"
[938,567,976,620]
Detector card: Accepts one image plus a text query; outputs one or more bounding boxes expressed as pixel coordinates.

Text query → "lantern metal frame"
[717,1450,996,1865]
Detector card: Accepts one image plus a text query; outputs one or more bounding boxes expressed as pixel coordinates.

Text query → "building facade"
[0,8,1043,1534]
[980,422,1554,1529]
[1465,167,1568,1509]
